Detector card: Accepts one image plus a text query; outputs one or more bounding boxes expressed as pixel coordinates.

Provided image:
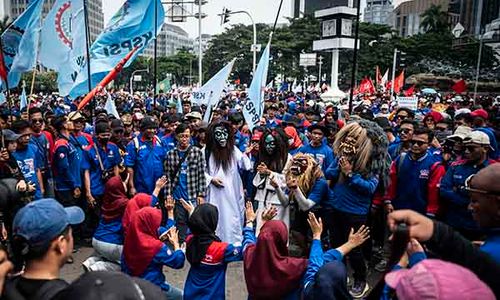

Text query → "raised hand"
[245,202,256,224]
[307,212,323,240]
[347,225,370,248]
[261,206,278,222]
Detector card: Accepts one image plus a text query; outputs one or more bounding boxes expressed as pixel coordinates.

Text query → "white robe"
[205,146,251,245]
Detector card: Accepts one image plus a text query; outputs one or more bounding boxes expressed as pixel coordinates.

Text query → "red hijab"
[122,193,153,235]
[243,220,308,299]
[123,207,164,276]
[284,126,303,149]
[101,176,128,222]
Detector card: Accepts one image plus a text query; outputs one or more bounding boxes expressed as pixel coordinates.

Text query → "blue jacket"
[124,134,166,194]
[52,135,81,191]
[298,143,335,173]
[385,153,444,216]
[94,218,123,245]
[440,159,495,230]
[325,158,379,215]
[13,144,43,199]
[480,229,500,264]
[184,239,243,300]
[81,141,121,197]
[303,239,343,291]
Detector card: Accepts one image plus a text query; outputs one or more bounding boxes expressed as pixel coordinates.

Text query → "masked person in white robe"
[204,121,252,245]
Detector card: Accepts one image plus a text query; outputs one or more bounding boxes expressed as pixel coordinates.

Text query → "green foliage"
[420,5,449,33]
[19,71,58,94]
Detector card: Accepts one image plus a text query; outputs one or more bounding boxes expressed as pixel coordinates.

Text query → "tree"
[420,5,449,33]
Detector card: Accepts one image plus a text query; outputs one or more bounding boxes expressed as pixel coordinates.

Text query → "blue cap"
[13,199,85,247]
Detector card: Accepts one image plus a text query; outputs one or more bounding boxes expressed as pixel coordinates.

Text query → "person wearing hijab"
[284,126,303,155]
[122,176,167,236]
[122,206,185,299]
[82,176,129,271]
[181,201,244,299]
[243,202,307,300]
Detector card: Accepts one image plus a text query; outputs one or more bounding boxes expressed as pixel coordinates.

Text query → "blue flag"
[243,41,271,131]
[20,86,27,110]
[69,0,165,98]
[0,0,43,89]
[40,0,85,96]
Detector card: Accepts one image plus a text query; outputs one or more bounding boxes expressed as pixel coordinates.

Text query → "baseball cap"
[381,103,389,109]
[470,109,488,120]
[95,122,111,135]
[110,119,124,132]
[447,126,472,140]
[13,199,84,247]
[185,111,202,120]
[53,271,163,300]
[463,131,491,147]
[68,111,85,121]
[385,259,494,300]
[308,123,328,135]
[2,129,21,141]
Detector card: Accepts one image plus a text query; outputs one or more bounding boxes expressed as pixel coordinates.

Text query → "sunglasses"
[435,126,448,131]
[409,140,428,146]
[463,175,500,196]
[465,145,480,152]
[399,128,412,134]
[31,118,44,124]
[396,115,408,120]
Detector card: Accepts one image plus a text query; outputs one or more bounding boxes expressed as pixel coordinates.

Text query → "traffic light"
[221,7,231,25]
[398,51,407,68]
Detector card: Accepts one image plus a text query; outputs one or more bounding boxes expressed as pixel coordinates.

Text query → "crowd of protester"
[0,88,497,299]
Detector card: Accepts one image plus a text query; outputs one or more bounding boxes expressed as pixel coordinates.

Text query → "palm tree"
[420,5,449,33]
[0,16,12,35]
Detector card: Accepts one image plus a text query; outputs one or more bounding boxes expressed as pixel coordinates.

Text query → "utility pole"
[197,0,203,86]
[390,47,398,101]
[318,55,323,84]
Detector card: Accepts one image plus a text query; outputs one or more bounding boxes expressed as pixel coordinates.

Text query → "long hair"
[285,153,323,199]
[205,121,235,172]
[256,128,289,173]
[333,119,390,189]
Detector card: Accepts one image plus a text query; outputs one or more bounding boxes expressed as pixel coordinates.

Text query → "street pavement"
[61,246,382,299]
[61,246,249,299]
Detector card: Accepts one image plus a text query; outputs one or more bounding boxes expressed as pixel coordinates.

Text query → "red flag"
[0,49,7,82]
[404,84,416,96]
[376,66,382,86]
[234,78,241,85]
[359,77,375,94]
[452,79,467,94]
[393,70,405,94]
[78,47,139,110]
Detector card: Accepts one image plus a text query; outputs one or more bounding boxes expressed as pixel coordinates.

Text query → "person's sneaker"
[374,258,388,272]
[350,280,369,299]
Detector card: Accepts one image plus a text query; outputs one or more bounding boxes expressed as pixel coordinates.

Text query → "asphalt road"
[61,246,383,299]
[61,247,249,299]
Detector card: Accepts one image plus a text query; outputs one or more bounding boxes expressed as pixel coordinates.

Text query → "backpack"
[3,277,68,300]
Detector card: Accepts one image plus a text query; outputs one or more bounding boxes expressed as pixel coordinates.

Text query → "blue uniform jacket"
[53,136,81,191]
[184,239,243,300]
[440,159,495,230]
[298,142,335,173]
[480,229,500,264]
[325,158,379,215]
[93,217,123,245]
[124,134,166,194]
[81,141,122,197]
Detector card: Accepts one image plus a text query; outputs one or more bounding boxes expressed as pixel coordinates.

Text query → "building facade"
[292,0,358,18]
[2,0,104,42]
[393,0,453,37]
[142,23,194,58]
[364,0,394,26]
[449,0,500,37]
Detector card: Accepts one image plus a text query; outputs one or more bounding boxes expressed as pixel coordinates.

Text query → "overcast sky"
[102,0,407,39]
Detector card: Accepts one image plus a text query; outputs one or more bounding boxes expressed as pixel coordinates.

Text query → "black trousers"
[329,208,367,282]
[174,200,190,244]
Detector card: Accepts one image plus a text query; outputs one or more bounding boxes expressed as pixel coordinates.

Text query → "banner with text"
[397,96,418,110]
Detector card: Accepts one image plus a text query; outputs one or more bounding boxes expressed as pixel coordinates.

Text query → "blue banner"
[40,0,85,96]
[243,41,270,131]
[0,0,44,89]
[69,0,165,98]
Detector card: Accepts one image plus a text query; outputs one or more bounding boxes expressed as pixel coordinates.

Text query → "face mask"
[99,137,110,144]
[214,126,229,147]
[265,135,276,154]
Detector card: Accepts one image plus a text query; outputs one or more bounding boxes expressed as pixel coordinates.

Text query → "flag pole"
[153,0,158,107]
[30,66,36,95]
[348,0,361,115]
[83,0,93,119]
[271,0,284,37]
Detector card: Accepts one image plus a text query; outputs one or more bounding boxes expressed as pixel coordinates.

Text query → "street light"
[218,8,259,73]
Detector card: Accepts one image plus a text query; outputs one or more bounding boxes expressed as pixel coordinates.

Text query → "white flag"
[381,69,389,91]
[104,93,119,119]
[190,58,235,107]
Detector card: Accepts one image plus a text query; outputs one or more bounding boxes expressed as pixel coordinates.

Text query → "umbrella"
[421,88,437,94]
